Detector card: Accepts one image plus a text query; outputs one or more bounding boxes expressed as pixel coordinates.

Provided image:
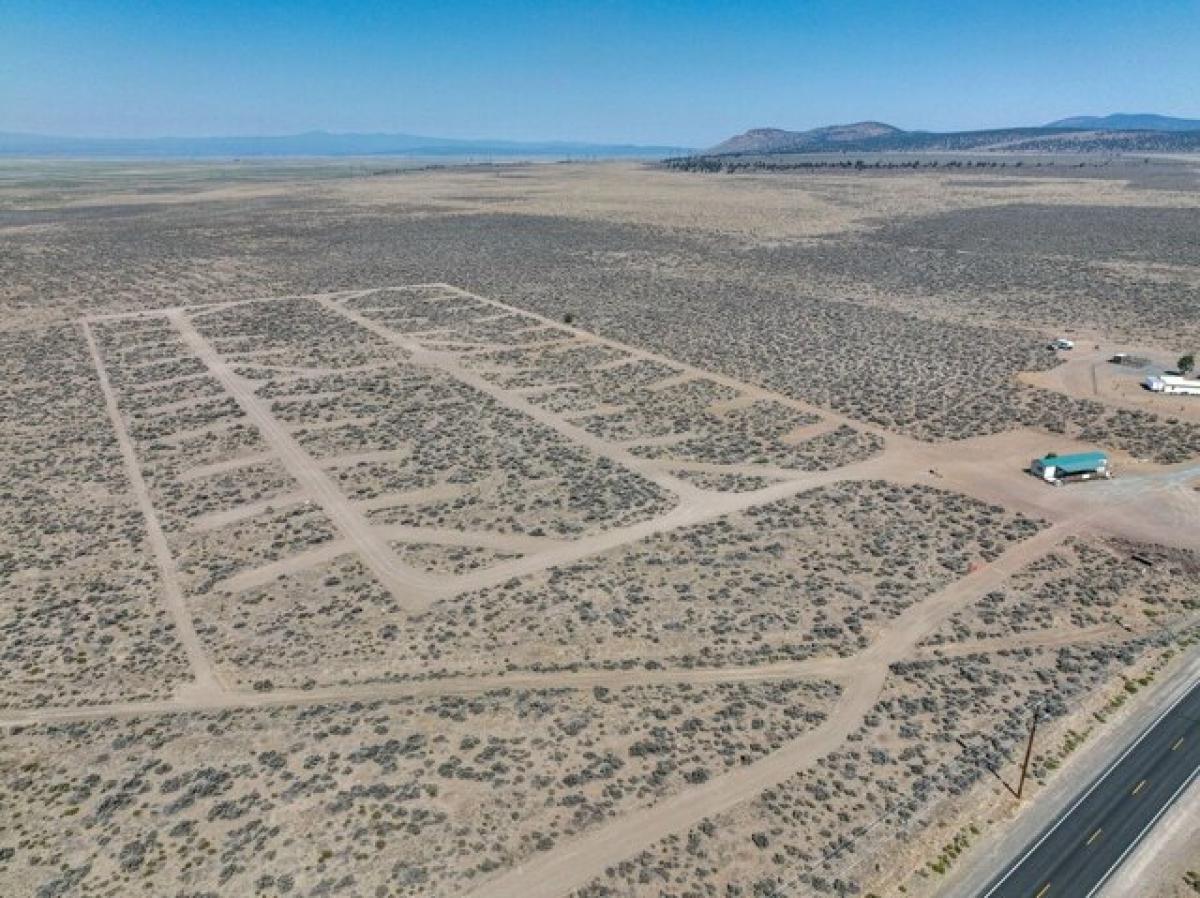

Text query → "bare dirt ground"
[0,159,1197,898]
[1020,341,1200,425]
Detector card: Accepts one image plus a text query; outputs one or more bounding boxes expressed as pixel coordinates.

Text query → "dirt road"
[171,310,445,610]
[462,522,1080,898]
[83,321,223,694]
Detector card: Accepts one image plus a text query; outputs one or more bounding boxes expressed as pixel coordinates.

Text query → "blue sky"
[2,0,1197,146]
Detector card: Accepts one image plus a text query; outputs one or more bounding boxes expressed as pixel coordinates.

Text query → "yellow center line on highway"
[1172,737,1185,751]
[1086,828,1102,846]
[1132,779,1147,796]
[1035,883,1052,898]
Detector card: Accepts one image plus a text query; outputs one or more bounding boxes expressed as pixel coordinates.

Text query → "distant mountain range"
[0,130,691,159]
[1043,113,1200,131]
[6,114,1199,160]
[706,115,1200,156]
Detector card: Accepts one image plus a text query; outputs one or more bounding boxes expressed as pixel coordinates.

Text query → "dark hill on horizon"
[709,122,901,155]
[704,118,1200,157]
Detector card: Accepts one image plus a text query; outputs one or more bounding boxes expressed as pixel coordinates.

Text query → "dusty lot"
[0,160,1197,897]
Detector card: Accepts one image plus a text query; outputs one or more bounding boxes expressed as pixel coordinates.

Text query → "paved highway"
[980,677,1200,898]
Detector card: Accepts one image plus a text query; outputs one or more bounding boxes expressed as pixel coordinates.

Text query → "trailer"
[1030,451,1112,486]
[1143,374,1200,396]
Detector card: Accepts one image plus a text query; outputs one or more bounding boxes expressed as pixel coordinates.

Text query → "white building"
[1144,374,1200,396]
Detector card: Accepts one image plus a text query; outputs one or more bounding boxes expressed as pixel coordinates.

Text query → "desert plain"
[0,157,1198,897]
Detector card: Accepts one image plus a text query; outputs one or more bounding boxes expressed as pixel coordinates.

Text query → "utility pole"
[1016,708,1039,800]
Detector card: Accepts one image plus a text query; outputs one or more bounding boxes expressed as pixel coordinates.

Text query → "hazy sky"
[3,0,1197,146]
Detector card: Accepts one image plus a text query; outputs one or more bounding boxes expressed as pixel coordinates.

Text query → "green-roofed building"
[1030,451,1111,485]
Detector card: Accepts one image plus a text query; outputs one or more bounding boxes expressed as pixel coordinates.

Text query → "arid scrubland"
[570,642,1145,898]
[923,538,1200,648]
[0,679,839,898]
[0,326,192,710]
[0,159,1198,897]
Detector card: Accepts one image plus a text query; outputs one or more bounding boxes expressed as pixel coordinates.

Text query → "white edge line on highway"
[979,677,1198,898]
[1083,762,1200,898]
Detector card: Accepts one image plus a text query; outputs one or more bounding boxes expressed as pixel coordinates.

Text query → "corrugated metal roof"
[1035,451,1108,473]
